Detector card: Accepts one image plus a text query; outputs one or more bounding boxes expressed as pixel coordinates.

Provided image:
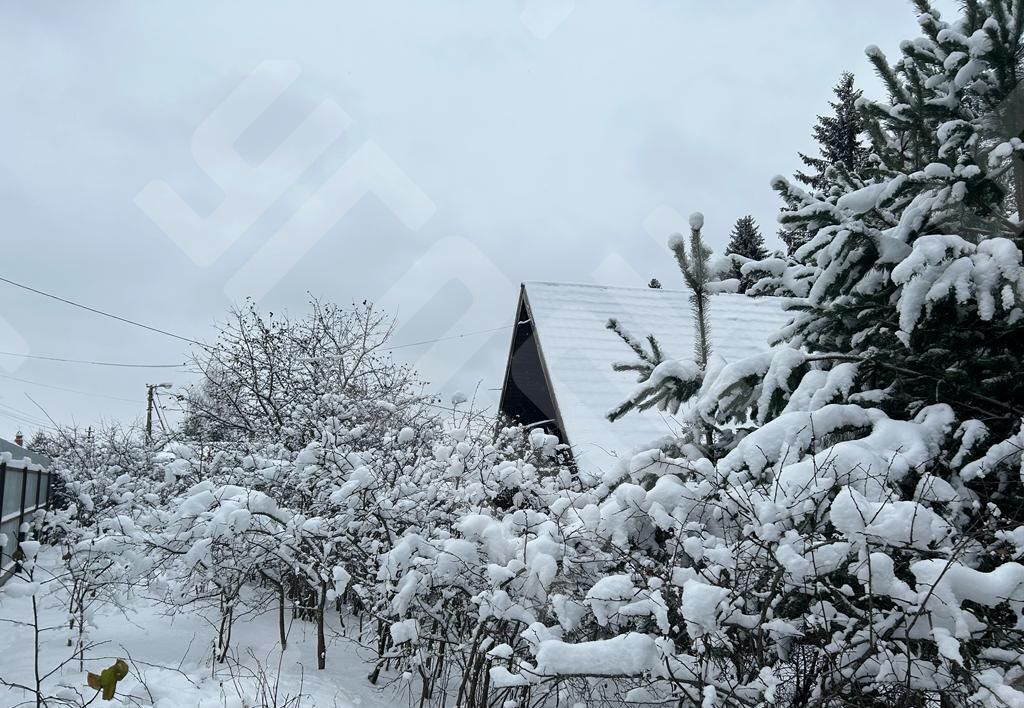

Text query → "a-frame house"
[498,281,790,477]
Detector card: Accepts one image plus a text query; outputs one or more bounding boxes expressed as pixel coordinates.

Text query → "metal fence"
[0,458,52,584]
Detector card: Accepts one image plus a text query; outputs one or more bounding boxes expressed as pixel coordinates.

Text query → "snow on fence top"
[511,281,791,477]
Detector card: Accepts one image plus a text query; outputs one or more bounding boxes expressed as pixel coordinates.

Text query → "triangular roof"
[499,281,792,478]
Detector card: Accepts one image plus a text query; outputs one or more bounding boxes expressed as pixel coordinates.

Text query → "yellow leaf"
[86,659,129,701]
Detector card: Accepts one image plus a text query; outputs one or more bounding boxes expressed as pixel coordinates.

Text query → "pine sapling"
[605,213,715,431]
[670,213,714,368]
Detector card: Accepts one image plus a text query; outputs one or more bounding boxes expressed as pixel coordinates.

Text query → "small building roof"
[0,437,51,469]
[503,281,791,478]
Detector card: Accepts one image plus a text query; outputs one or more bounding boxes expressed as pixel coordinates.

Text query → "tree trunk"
[216,602,234,663]
[367,619,390,684]
[278,581,287,650]
[33,596,41,708]
[77,602,86,671]
[316,580,327,670]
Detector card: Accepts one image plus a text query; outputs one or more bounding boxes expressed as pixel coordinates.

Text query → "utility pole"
[145,383,172,443]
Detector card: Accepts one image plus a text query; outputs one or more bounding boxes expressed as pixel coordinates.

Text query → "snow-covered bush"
[28,425,159,669]
[373,423,595,706]
[137,300,449,670]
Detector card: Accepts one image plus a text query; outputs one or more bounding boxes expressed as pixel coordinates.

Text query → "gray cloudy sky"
[0,1,957,436]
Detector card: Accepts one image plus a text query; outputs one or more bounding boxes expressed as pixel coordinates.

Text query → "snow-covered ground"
[0,552,397,708]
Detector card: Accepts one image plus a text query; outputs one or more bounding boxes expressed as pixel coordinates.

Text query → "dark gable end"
[497,286,568,443]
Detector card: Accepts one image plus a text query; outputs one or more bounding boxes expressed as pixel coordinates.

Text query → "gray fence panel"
[1,466,20,518]
[0,460,52,584]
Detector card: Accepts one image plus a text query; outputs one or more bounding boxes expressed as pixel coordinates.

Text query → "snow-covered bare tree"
[182,298,422,451]
[152,299,447,669]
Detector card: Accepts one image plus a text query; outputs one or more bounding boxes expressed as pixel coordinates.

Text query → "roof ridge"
[523,280,692,294]
[522,280,784,302]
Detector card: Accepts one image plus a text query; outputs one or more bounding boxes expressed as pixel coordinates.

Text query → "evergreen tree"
[725,215,768,290]
[608,2,1024,702]
[607,213,713,430]
[672,213,714,369]
[725,215,768,261]
[783,72,870,254]
[795,71,868,190]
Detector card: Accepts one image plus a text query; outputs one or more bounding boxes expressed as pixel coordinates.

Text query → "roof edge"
[496,284,528,419]
[522,279,692,294]
[520,287,574,450]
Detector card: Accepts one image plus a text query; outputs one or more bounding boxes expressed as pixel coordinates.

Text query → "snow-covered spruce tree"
[725,215,768,262]
[795,71,868,192]
[725,215,769,291]
[783,71,870,255]
[544,3,1024,706]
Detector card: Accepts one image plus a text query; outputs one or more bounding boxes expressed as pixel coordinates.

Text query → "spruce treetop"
[725,215,768,261]
[795,71,868,192]
[783,72,871,254]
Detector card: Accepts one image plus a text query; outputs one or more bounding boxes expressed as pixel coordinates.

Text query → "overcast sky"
[0,1,958,437]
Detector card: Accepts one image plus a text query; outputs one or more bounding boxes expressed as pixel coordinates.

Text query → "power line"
[0,400,50,426]
[0,274,516,359]
[0,402,56,432]
[380,322,521,352]
[0,371,144,404]
[0,274,208,348]
[0,350,187,368]
[0,411,54,432]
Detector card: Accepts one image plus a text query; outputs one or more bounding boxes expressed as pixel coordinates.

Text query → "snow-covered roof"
[517,281,791,478]
[0,437,50,469]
